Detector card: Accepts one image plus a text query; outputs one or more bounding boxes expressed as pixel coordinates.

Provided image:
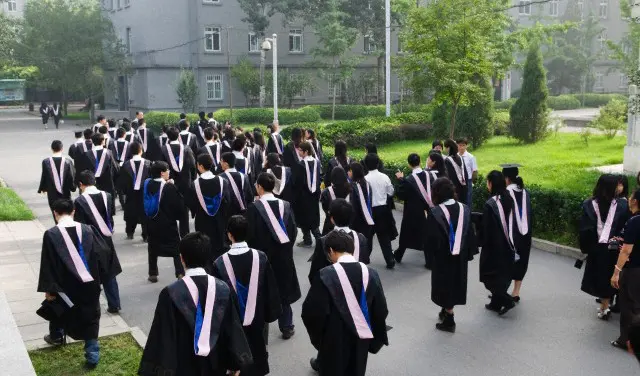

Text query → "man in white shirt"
[93,115,107,134]
[457,138,478,206]
[364,153,397,269]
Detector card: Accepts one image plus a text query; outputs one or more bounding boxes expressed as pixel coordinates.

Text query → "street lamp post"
[385,0,391,117]
[261,34,278,122]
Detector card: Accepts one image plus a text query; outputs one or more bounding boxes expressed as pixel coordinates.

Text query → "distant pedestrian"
[40,102,50,129]
[51,102,63,129]
[457,138,478,205]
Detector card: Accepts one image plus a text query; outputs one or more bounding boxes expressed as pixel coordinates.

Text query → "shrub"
[547,95,581,110]
[493,111,510,135]
[495,98,516,110]
[145,111,199,132]
[591,98,627,139]
[212,106,321,125]
[306,105,386,120]
[573,93,627,108]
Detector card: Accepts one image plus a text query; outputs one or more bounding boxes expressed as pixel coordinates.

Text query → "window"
[549,0,558,16]
[518,0,531,15]
[599,0,608,19]
[205,27,221,52]
[624,42,631,56]
[117,0,121,9]
[289,29,303,53]
[620,73,628,88]
[398,37,404,53]
[289,74,307,98]
[126,27,132,54]
[595,72,604,89]
[364,35,376,53]
[124,0,130,7]
[248,33,259,52]
[598,30,607,52]
[7,0,17,11]
[203,0,221,3]
[328,74,341,97]
[207,74,223,100]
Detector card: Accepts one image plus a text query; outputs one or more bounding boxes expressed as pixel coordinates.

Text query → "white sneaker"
[597,308,611,320]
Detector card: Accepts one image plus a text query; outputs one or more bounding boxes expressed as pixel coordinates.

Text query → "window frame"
[204,26,222,52]
[364,35,377,54]
[595,72,604,90]
[7,0,17,11]
[328,74,342,98]
[207,74,224,101]
[518,0,531,15]
[620,73,628,89]
[599,0,608,19]
[248,32,260,53]
[288,29,304,53]
[549,0,559,17]
[598,29,607,52]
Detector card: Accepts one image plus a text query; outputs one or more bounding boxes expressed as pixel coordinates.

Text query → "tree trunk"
[89,96,95,123]
[377,55,384,105]
[449,100,459,139]
[62,89,68,116]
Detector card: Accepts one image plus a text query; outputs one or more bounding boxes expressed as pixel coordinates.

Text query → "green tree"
[176,69,198,113]
[509,44,550,143]
[592,98,627,138]
[264,70,315,108]
[230,58,261,107]
[237,0,305,37]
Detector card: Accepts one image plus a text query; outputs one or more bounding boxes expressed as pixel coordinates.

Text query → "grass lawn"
[0,187,34,221]
[374,133,627,197]
[29,333,142,376]
[63,111,91,121]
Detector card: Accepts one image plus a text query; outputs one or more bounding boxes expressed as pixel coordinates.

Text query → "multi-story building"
[1,0,24,17]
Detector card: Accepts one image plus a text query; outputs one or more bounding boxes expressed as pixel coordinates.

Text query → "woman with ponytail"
[320,166,352,235]
[426,151,447,179]
[325,140,353,187]
[443,139,470,206]
[480,170,517,316]
[502,164,532,302]
[349,162,375,252]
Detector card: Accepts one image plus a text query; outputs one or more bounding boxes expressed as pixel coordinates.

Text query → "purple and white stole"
[57,223,94,283]
[507,186,529,236]
[130,159,145,190]
[194,177,223,216]
[179,133,194,147]
[83,192,113,237]
[182,275,217,357]
[328,186,350,203]
[166,144,184,172]
[304,160,318,193]
[493,196,517,257]
[333,262,373,339]
[222,249,259,326]
[92,149,107,177]
[592,199,618,244]
[116,140,129,164]
[350,230,361,260]
[275,166,287,195]
[225,172,246,211]
[446,156,467,186]
[205,144,221,166]
[259,199,289,244]
[48,157,65,194]
[413,171,434,208]
[81,142,90,153]
[439,202,465,255]
[356,183,374,225]
[272,134,283,154]
[137,128,148,151]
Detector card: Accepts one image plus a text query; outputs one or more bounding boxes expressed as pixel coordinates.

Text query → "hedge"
[145,112,200,132]
[306,105,387,120]
[493,110,510,135]
[213,106,321,125]
[547,95,581,110]
[573,93,627,108]
[496,93,626,111]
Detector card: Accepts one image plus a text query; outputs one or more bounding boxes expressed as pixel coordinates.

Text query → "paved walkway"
[0,111,638,375]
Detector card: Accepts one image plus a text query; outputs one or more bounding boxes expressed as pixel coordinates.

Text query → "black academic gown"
[480,197,516,291]
[161,143,197,195]
[234,155,251,176]
[136,127,162,162]
[73,192,122,281]
[396,171,433,251]
[350,181,375,240]
[38,157,76,209]
[266,133,285,155]
[251,146,265,181]
[110,139,132,166]
[144,180,184,257]
[246,199,301,304]
[320,187,350,235]
[72,141,93,184]
[125,131,142,145]
[324,157,353,187]
[68,141,85,163]
[221,171,254,216]
[186,176,232,262]
[192,121,207,148]
[37,224,103,340]
[139,276,253,376]
[211,249,282,376]
[281,142,300,171]
[293,158,321,230]
[117,159,151,224]
[444,156,470,205]
[179,132,199,152]
[579,198,629,298]
[310,139,323,168]
[268,166,294,205]
[427,202,477,308]
[309,230,369,283]
[80,149,119,197]
[302,262,389,376]
[197,143,223,173]
[508,187,533,281]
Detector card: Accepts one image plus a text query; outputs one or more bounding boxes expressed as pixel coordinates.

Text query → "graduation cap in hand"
[500,163,521,178]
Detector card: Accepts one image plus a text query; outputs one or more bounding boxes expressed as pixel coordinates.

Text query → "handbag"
[36,297,69,322]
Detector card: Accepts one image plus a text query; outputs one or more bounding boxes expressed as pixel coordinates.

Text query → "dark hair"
[444,139,458,156]
[51,140,63,152]
[503,166,524,189]
[116,128,126,138]
[456,137,469,146]
[227,215,249,242]
[487,170,513,212]
[350,162,366,183]
[221,152,236,167]
[207,112,214,118]
[204,127,214,141]
[179,232,211,268]
[257,172,276,192]
[79,170,96,186]
[365,143,378,155]
[432,177,456,204]
[180,120,190,130]
[616,174,629,198]
[98,125,108,135]
[290,128,303,144]
[299,142,315,157]
[91,133,104,146]
[150,161,169,178]
[428,152,446,177]
[97,115,106,122]
[83,129,94,140]
[138,118,146,126]
[329,198,353,227]
[52,199,74,215]
[254,131,265,149]
[243,131,254,145]
[199,111,205,119]
[179,113,186,119]
[363,153,380,171]
[325,230,354,255]
[331,166,352,198]
[265,152,282,170]
[107,119,116,128]
[593,174,618,207]
[432,139,443,149]
[130,141,142,155]
[197,154,214,171]
[166,127,179,141]
[307,129,316,140]
[223,128,235,140]
[232,137,246,152]
[334,140,349,168]
[407,153,420,167]
[161,125,168,134]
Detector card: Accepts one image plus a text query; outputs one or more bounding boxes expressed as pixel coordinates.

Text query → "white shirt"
[337,254,358,263]
[200,171,215,180]
[132,155,142,161]
[411,167,423,175]
[169,140,180,145]
[82,185,100,195]
[443,198,456,205]
[460,151,477,182]
[260,193,277,202]
[227,168,237,173]
[179,130,190,135]
[153,178,164,182]
[75,138,83,144]
[303,156,315,162]
[206,141,216,146]
[117,138,126,142]
[365,169,394,207]
[228,242,250,255]
[52,152,63,157]
[233,151,245,160]
[185,267,207,277]
[507,183,521,192]
[57,215,75,227]
[94,146,104,151]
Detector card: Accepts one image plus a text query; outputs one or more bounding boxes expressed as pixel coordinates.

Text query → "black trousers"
[369,206,396,266]
[148,253,184,277]
[179,208,190,237]
[394,246,431,267]
[302,228,321,243]
[125,217,147,238]
[618,267,640,343]
[486,279,513,309]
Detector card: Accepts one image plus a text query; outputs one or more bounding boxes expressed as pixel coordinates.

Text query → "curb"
[129,326,148,348]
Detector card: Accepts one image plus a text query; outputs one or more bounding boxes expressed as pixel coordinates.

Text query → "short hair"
[365,143,378,154]
[407,153,420,167]
[207,112,214,118]
[227,215,248,242]
[432,177,456,205]
[329,198,353,227]
[180,120,190,130]
[107,119,115,128]
[83,129,94,140]
[150,161,169,178]
[257,172,276,192]
[325,230,354,254]
[363,153,380,171]
[179,232,211,269]
[197,153,214,171]
[456,137,469,145]
[79,170,96,186]
[232,137,246,152]
[130,141,142,155]
[432,139,443,149]
[290,127,302,142]
[199,111,205,119]
[299,141,315,157]
[139,118,146,126]
[223,128,235,140]
[53,199,75,215]
[116,128,126,138]
[166,127,179,141]
[91,133,104,146]
[51,140,63,152]
[179,113,186,119]
[97,115,106,122]
[135,111,140,116]
[98,125,108,135]
[221,152,236,166]
[204,127,214,141]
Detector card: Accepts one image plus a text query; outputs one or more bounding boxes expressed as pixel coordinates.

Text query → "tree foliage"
[230,58,261,107]
[265,71,315,108]
[176,69,198,113]
[591,98,627,139]
[509,44,550,143]
[237,0,305,37]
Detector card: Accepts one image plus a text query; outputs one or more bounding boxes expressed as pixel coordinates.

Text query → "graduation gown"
[139,275,253,376]
[293,158,321,230]
[444,156,470,205]
[38,156,76,208]
[480,197,516,290]
[251,146,265,182]
[350,181,375,239]
[302,261,389,376]
[221,171,254,216]
[211,248,282,376]
[37,223,102,340]
[197,143,223,173]
[179,132,199,152]
[136,127,162,162]
[186,176,232,262]
[246,198,301,304]
[507,186,533,281]
[191,122,207,148]
[396,170,435,251]
[579,198,629,298]
[427,202,477,308]
[161,143,197,195]
[309,229,369,283]
[73,191,122,280]
[125,131,142,145]
[281,142,300,171]
[310,139,323,169]
[324,157,353,187]
[266,133,285,155]
[80,149,119,196]
[71,141,93,183]
[320,186,350,235]
[116,159,151,224]
[266,166,294,204]
[144,179,184,257]
[110,139,132,166]
[68,140,86,163]
[234,155,252,176]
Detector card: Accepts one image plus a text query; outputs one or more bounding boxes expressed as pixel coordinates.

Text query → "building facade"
[1,0,25,17]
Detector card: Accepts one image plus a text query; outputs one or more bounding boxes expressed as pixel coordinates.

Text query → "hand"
[611,273,620,289]
[45,292,56,301]
[395,171,404,179]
